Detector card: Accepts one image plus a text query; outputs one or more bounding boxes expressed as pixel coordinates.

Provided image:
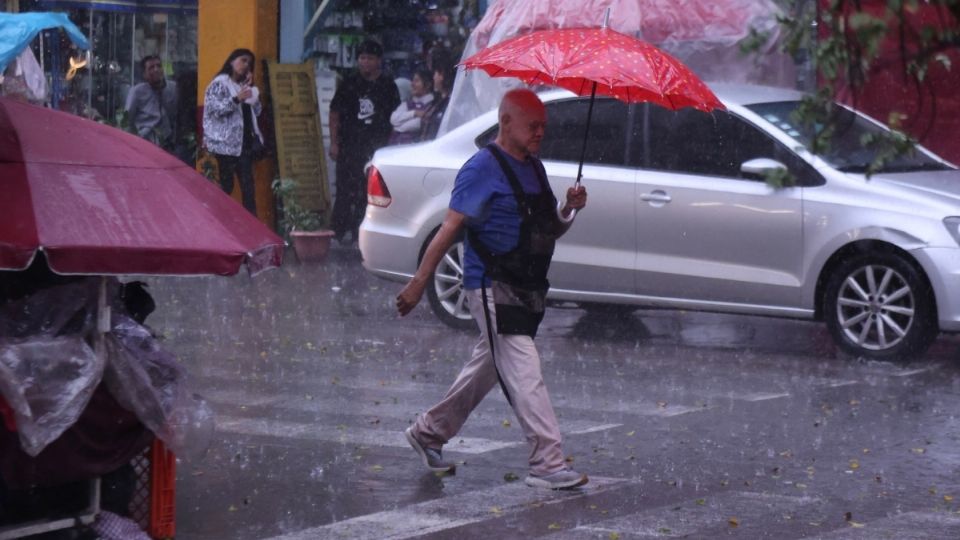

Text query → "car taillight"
[367,165,392,207]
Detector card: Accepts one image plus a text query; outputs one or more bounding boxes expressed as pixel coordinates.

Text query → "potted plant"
[271,178,335,262]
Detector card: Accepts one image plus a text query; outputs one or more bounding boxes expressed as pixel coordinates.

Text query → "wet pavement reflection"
[146,247,960,539]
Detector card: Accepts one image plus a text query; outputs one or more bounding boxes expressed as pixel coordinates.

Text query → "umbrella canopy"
[0,98,283,276]
[462,26,724,112]
[462,21,724,186]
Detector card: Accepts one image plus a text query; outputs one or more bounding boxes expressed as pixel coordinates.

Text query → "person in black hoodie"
[328,39,400,245]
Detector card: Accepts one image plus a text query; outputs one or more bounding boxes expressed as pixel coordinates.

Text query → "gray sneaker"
[404,427,456,473]
[524,468,588,489]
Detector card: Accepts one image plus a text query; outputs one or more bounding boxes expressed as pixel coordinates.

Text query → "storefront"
[285,0,485,77]
[18,0,197,141]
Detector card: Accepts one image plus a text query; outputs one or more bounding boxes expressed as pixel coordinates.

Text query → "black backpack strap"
[485,144,532,218]
[480,277,513,406]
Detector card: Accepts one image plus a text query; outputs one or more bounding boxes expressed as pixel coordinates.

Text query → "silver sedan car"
[359,84,959,360]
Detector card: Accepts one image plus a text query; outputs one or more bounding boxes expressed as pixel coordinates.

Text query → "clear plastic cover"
[441,0,796,135]
[0,277,211,460]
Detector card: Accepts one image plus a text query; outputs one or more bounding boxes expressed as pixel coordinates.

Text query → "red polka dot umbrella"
[461,15,724,184]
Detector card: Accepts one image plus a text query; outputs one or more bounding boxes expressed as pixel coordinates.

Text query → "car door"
[539,98,637,295]
[630,105,817,310]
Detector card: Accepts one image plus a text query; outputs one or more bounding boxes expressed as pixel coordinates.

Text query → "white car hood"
[871,169,960,202]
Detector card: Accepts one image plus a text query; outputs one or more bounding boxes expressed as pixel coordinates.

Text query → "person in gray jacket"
[202,48,265,215]
[125,55,178,151]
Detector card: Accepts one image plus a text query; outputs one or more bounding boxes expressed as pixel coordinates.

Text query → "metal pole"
[131,13,135,87]
[87,9,94,116]
[95,277,110,370]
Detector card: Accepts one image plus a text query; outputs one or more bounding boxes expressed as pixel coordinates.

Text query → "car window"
[474,98,631,166]
[746,101,954,173]
[540,98,630,166]
[634,105,823,186]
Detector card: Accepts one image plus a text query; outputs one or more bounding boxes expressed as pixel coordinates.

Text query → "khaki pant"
[412,289,566,476]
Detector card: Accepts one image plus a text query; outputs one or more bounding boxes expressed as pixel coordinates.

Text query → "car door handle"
[640,191,672,204]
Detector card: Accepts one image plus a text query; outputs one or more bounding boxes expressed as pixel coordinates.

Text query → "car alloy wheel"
[426,240,475,330]
[836,264,915,351]
[824,252,937,360]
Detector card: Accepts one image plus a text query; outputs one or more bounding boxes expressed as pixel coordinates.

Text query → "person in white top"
[202,48,265,215]
[388,68,434,145]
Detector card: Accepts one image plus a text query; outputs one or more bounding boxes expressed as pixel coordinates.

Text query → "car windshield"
[745,101,953,173]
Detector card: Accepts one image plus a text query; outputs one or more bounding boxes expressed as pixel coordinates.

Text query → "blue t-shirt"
[449,147,552,289]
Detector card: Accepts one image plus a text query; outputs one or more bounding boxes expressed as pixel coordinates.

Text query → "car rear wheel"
[823,253,937,361]
[426,240,476,330]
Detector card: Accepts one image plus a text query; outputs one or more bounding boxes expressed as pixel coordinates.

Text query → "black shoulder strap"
[531,158,552,197]
[485,144,531,218]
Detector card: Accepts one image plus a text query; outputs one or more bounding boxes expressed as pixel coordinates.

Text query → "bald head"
[495,89,547,159]
[499,88,545,119]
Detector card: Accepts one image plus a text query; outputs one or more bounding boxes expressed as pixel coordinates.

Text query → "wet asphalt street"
[145,246,960,539]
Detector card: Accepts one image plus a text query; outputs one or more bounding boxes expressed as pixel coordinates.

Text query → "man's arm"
[124,86,141,134]
[396,209,467,316]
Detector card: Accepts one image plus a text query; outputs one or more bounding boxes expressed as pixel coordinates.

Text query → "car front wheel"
[823,253,937,361]
[426,240,476,330]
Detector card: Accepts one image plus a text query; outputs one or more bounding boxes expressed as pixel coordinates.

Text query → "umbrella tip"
[602,7,611,29]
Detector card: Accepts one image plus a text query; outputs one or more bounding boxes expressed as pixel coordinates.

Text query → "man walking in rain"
[396,88,588,489]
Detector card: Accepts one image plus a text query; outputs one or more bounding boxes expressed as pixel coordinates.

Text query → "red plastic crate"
[130,439,176,539]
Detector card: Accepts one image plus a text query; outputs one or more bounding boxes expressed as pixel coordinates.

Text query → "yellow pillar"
[198,0,278,227]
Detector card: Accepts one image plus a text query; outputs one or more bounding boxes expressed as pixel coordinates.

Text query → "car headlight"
[943,217,960,246]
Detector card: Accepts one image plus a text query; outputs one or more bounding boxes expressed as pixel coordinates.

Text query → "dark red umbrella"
[0,97,283,276]
[462,13,724,185]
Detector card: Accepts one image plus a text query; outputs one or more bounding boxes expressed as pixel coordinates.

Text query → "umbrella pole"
[574,82,598,188]
[95,277,110,365]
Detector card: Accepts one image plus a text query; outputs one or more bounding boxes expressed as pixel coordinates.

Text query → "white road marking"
[261,476,627,540]
[807,510,960,538]
[215,416,622,454]
[740,392,791,402]
[574,491,821,538]
[890,366,938,378]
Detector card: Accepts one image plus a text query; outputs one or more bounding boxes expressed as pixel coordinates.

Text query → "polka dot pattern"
[461,27,724,112]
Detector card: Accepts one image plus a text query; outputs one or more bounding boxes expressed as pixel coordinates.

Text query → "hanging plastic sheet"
[441,0,796,135]
[0,279,103,457]
[104,315,213,462]
[0,12,90,73]
[0,277,212,461]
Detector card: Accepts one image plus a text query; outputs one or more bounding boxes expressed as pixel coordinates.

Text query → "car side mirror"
[740,158,787,180]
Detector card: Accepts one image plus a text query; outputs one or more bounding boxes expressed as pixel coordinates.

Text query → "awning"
[0,12,89,73]
[35,0,197,13]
